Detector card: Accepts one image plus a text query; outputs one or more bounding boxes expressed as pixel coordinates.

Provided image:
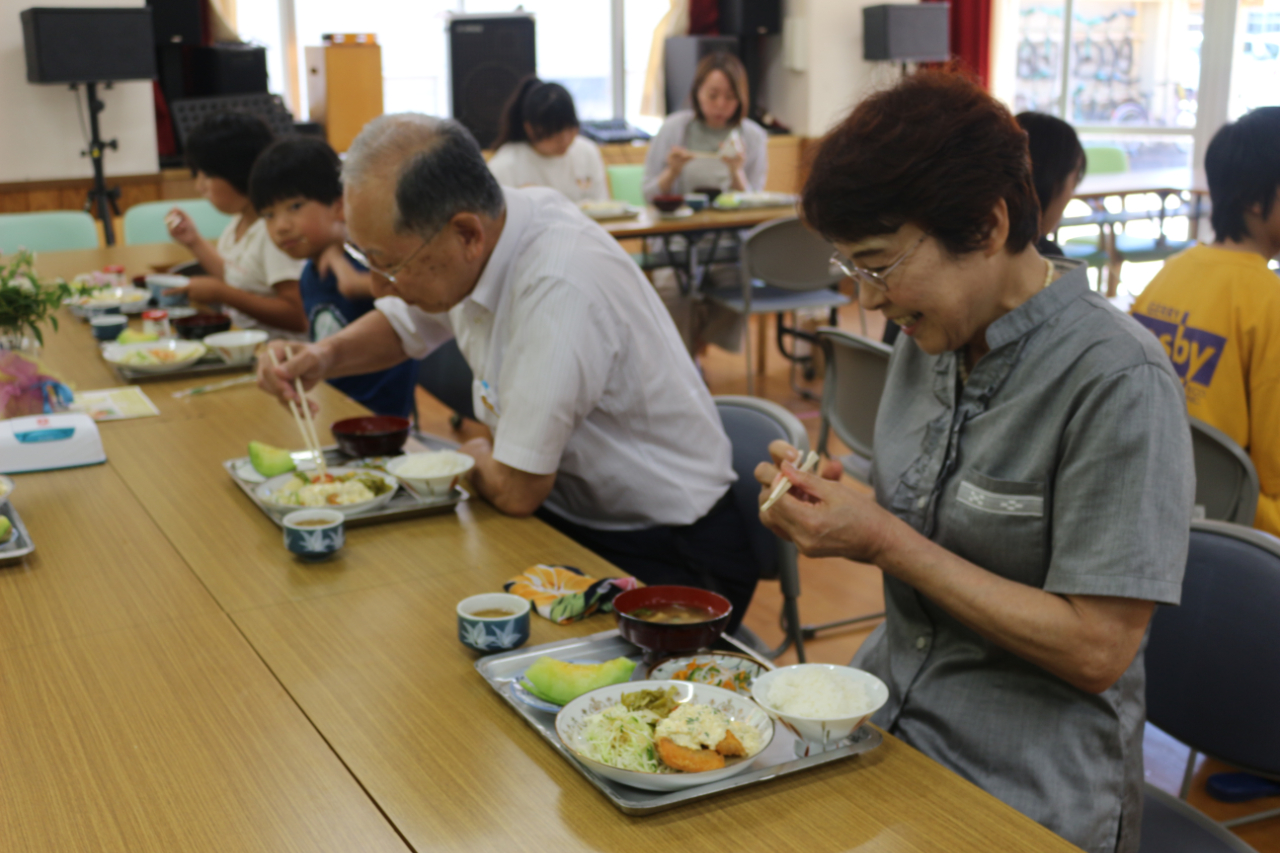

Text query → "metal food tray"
[108,351,252,383]
[0,501,36,565]
[476,628,882,815]
[225,434,467,528]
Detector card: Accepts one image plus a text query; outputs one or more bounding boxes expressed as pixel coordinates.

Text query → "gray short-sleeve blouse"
[854,261,1194,853]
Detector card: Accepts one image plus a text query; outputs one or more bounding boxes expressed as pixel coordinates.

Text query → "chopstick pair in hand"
[267,347,326,475]
[761,450,820,513]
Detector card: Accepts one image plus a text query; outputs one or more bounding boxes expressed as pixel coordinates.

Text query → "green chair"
[606,164,645,207]
[123,199,234,245]
[0,211,99,253]
[1084,145,1130,175]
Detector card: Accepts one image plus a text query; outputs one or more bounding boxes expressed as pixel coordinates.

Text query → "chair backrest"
[817,328,892,466]
[123,199,234,246]
[606,164,645,207]
[1084,144,1130,175]
[0,211,99,253]
[1146,519,1280,777]
[741,216,843,291]
[714,395,808,592]
[170,93,296,146]
[1189,417,1259,526]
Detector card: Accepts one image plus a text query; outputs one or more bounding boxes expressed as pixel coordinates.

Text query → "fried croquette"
[715,729,746,756]
[657,737,726,772]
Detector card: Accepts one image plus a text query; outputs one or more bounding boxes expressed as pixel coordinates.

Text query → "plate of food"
[556,680,774,791]
[253,467,399,517]
[67,286,150,318]
[579,200,642,221]
[712,191,798,210]
[102,339,208,373]
[647,652,769,694]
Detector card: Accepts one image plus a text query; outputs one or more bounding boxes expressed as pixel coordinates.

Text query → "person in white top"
[256,114,758,629]
[165,113,307,339]
[486,77,608,203]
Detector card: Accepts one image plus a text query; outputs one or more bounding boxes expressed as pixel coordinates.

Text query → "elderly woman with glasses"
[757,72,1194,853]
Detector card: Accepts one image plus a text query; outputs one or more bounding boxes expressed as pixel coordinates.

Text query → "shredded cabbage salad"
[581,705,666,773]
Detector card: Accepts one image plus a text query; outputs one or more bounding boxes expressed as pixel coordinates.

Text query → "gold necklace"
[959,258,1057,385]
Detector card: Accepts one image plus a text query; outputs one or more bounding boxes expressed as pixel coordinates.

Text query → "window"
[1229,0,1280,118]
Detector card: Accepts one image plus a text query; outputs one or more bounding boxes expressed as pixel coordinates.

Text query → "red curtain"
[928,0,992,88]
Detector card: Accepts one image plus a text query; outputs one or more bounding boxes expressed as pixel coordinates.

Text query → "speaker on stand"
[447,14,536,150]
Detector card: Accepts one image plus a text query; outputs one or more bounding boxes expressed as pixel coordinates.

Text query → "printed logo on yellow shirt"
[1133,307,1226,396]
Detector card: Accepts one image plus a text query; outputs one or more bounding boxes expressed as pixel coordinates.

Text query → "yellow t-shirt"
[1131,244,1280,535]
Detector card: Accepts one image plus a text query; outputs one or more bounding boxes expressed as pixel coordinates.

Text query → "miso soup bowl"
[613,585,731,660]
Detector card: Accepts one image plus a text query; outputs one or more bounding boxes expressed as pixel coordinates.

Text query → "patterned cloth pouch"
[504,564,641,625]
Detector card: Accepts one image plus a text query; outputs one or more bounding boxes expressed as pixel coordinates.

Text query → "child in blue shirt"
[247,137,417,418]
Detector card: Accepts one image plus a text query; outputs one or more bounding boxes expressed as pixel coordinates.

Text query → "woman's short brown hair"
[690,52,749,126]
[802,70,1040,256]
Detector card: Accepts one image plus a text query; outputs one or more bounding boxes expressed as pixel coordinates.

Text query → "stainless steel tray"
[0,501,36,565]
[225,434,467,528]
[476,628,882,814]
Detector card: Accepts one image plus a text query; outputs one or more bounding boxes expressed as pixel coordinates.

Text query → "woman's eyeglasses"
[344,235,431,284]
[831,234,927,294]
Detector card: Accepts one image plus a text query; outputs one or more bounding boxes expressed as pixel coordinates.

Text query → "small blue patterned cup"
[282,509,345,561]
[457,593,531,653]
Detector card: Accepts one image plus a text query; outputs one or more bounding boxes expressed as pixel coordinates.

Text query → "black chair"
[1143,519,1280,843]
[714,395,808,661]
[1140,784,1260,853]
[416,339,475,422]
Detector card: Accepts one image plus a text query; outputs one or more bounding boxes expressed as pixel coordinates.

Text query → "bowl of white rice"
[751,664,888,748]
[387,450,475,497]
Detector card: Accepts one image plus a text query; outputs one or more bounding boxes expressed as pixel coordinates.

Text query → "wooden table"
[0,242,1083,852]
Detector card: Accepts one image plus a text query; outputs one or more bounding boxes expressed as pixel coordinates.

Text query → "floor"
[414,287,1280,851]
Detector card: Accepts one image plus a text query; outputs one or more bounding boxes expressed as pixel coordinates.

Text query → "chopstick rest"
[761,450,820,513]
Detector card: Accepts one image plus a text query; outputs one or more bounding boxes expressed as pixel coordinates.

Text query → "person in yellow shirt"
[1132,107,1280,536]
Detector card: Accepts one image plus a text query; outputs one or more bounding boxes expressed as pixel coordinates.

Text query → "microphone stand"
[75,81,121,246]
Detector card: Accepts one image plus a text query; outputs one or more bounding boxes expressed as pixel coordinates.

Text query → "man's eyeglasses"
[344,234,431,284]
[831,233,927,294]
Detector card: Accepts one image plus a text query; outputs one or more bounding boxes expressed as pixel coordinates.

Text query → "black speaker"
[190,44,268,96]
[863,4,951,63]
[448,14,536,150]
[663,35,738,115]
[719,0,781,36]
[147,0,201,45]
[21,8,157,83]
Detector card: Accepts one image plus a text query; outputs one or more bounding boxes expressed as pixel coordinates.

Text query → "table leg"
[756,314,768,376]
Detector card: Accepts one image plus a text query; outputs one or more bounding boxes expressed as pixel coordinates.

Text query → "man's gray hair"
[342,113,505,235]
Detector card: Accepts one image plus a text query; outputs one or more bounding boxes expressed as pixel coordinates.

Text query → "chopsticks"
[761,450,820,513]
[268,347,326,475]
[171,374,257,398]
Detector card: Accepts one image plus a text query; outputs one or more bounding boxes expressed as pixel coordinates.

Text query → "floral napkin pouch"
[504,564,641,625]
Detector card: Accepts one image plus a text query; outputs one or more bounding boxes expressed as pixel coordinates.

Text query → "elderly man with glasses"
[256,114,757,630]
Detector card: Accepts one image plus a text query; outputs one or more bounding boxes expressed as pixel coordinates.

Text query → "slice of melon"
[523,656,637,705]
[249,441,296,477]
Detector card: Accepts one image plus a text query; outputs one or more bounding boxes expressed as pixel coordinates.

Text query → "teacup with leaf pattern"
[457,593,531,653]
[282,509,345,561]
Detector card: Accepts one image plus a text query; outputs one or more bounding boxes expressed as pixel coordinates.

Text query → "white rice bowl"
[387,451,474,497]
[751,664,888,747]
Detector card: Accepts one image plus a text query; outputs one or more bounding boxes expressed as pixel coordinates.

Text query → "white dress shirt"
[487,137,609,203]
[376,187,734,530]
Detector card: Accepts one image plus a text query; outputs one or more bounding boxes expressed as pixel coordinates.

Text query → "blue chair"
[123,199,234,245]
[0,211,99,253]
[714,394,809,661]
[1143,519,1280,841]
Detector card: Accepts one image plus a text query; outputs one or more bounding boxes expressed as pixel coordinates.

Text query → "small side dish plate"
[646,651,768,693]
[555,679,775,792]
[579,201,642,221]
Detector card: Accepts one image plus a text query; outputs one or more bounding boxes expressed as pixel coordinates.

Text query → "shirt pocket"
[949,470,1049,585]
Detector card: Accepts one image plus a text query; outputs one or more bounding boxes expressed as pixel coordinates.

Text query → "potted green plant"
[0,250,73,350]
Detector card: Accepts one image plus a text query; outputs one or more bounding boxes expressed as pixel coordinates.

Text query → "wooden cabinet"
[306,44,385,154]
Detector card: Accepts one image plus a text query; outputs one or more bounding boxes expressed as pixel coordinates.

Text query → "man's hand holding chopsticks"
[257,341,326,416]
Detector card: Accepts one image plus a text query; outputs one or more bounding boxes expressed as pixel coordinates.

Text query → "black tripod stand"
[75,81,121,246]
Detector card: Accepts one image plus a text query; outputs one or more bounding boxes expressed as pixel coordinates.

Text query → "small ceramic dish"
[90,314,128,341]
[145,274,191,307]
[647,651,769,694]
[282,508,345,561]
[555,679,775,791]
[457,593,531,653]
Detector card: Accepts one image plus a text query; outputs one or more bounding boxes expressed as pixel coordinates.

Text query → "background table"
[0,242,1084,852]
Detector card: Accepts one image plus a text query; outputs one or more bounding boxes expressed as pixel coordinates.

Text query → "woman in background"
[487,77,608,203]
[643,52,767,199]
[1016,111,1087,258]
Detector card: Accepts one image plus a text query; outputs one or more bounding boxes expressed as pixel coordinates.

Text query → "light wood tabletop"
[0,241,1084,852]
[600,203,798,239]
